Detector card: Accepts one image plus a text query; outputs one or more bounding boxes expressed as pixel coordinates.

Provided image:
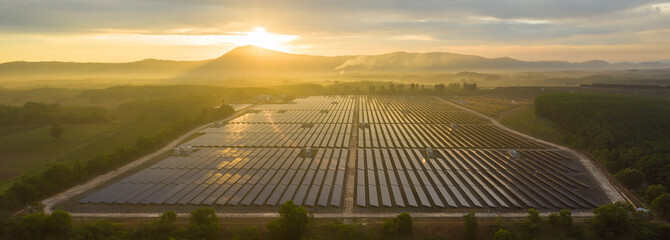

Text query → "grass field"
[0,122,170,192]
[499,105,566,145]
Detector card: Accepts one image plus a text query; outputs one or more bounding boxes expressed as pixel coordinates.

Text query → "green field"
[0,122,170,192]
[499,104,566,145]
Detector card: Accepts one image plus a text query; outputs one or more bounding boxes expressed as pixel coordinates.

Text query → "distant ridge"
[1,45,668,81]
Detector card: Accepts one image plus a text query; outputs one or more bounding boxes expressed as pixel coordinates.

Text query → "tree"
[50,123,63,141]
[526,208,542,224]
[267,200,310,240]
[645,184,667,204]
[43,164,74,189]
[494,229,513,240]
[592,202,634,240]
[614,168,645,189]
[46,210,72,240]
[160,210,176,224]
[524,208,541,239]
[651,193,670,221]
[558,209,573,226]
[383,212,412,237]
[188,207,220,240]
[463,212,477,240]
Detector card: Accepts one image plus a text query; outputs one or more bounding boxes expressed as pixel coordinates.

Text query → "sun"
[234,27,298,52]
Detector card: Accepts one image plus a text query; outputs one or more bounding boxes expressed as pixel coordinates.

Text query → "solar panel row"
[359,110,487,124]
[80,148,348,207]
[230,110,354,124]
[359,96,466,112]
[355,149,603,209]
[186,124,351,148]
[358,124,543,149]
[253,96,356,111]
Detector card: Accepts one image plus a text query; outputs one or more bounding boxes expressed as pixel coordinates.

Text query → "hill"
[1,45,668,85]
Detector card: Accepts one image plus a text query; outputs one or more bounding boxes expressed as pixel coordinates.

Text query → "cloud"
[0,0,669,62]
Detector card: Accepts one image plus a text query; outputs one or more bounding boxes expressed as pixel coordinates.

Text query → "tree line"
[2,201,669,240]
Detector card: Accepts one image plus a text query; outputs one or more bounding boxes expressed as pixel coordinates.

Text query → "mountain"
[185,45,350,76]
[1,45,669,82]
[333,52,670,72]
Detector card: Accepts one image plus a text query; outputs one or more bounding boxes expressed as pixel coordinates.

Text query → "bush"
[494,229,514,240]
[558,209,573,226]
[645,184,667,204]
[592,202,634,240]
[383,213,412,237]
[526,208,542,224]
[463,212,477,240]
[187,208,220,240]
[267,200,310,240]
[614,168,645,189]
[651,193,670,221]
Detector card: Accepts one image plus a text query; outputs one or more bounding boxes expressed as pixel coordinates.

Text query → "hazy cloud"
[1,0,669,62]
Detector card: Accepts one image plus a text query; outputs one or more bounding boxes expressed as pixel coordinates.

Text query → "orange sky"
[1,1,669,63]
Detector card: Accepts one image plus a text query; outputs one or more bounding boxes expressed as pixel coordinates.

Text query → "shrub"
[494,229,514,240]
[187,208,220,240]
[526,208,542,224]
[267,200,310,240]
[382,213,412,237]
[463,212,477,240]
[651,193,670,221]
[558,209,573,226]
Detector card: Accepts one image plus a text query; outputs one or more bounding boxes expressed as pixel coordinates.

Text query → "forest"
[535,93,670,210]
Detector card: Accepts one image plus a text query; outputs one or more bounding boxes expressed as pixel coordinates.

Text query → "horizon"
[1,1,670,63]
[2,44,668,65]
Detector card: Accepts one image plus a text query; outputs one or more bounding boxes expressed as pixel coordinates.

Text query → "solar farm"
[63,96,612,214]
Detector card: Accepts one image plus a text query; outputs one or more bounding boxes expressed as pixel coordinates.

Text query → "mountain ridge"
[1,45,668,81]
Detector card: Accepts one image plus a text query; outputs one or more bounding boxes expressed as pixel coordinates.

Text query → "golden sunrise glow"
[231,27,299,52]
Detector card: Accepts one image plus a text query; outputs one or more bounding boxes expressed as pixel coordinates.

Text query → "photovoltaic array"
[81,96,355,208]
[355,96,608,209]
[78,95,609,212]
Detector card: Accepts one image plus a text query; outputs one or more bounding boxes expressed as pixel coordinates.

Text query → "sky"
[1,0,670,63]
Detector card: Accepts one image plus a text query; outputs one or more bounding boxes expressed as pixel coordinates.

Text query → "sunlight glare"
[233,27,299,52]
